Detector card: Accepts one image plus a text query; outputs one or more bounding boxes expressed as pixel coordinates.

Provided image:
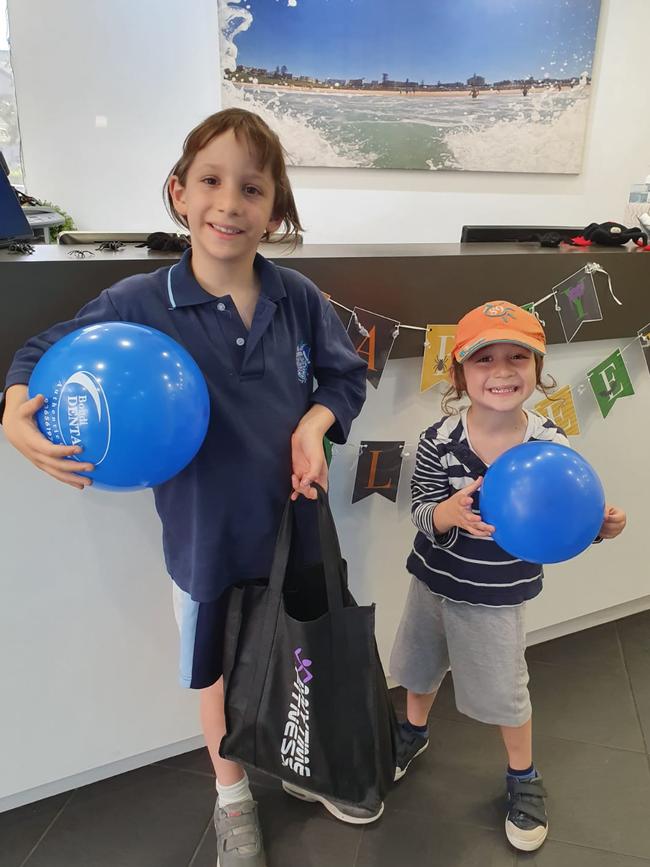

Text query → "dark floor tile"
[21,765,215,867]
[0,793,69,867]
[156,747,276,789]
[528,659,645,752]
[156,747,214,776]
[527,623,623,672]
[617,612,650,749]
[191,782,362,867]
[356,810,515,867]
[517,839,650,866]
[533,734,650,859]
[387,715,506,829]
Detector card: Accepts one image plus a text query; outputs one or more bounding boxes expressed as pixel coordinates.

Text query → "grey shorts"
[389,576,531,727]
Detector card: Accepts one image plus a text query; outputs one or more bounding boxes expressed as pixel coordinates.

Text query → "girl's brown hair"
[164,108,303,245]
[441,355,557,415]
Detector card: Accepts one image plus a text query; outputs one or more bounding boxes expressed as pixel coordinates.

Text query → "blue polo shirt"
[3,250,367,601]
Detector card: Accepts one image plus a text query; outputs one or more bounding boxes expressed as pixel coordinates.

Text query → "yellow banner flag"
[535,385,581,436]
[420,325,457,392]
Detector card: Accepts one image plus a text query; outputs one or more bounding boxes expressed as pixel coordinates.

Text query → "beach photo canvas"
[219,0,602,174]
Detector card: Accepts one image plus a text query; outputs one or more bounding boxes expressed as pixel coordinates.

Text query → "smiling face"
[169,129,282,270]
[460,342,538,413]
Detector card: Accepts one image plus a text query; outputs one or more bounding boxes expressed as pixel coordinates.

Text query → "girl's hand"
[599,505,626,540]
[434,477,496,538]
[290,405,334,501]
[2,386,94,490]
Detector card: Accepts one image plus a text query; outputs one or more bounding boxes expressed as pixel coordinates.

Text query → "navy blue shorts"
[172,582,230,689]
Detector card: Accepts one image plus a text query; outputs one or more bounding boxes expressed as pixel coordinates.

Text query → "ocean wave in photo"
[218,0,593,173]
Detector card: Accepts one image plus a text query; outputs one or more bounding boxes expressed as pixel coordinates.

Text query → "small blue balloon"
[29,322,210,491]
[480,441,605,563]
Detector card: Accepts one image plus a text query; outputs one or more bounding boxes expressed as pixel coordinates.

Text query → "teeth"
[489,387,516,393]
[212,224,241,235]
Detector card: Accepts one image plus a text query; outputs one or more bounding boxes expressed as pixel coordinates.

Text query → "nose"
[494,360,515,378]
[217,182,243,215]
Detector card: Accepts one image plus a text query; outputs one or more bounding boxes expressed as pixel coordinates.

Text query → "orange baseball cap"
[453,301,546,362]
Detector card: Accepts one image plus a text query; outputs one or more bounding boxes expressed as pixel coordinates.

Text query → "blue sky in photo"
[234,0,601,82]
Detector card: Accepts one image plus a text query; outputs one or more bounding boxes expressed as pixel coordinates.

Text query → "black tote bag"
[220,485,397,812]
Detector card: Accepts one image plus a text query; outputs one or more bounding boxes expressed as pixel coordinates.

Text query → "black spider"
[68,249,95,259]
[97,240,126,252]
[7,242,35,254]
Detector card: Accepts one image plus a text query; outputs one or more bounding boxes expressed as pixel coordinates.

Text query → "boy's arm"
[1,289,122,423]
[309,301,367,444]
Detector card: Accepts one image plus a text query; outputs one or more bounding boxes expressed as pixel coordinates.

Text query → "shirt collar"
[166,250,287,309]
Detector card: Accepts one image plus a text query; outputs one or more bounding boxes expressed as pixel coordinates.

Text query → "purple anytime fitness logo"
[280,648,314,777]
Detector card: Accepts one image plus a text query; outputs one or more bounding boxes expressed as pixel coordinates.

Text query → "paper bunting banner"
[587,349,635,419]
[347,308,399,390]
[534,385,581,436]
[639,323,650,375]
[352,441,405,504]
[554,267,603,342]
[420,325,457,392]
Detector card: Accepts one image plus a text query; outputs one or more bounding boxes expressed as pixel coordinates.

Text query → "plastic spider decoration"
[7,242,35,254]
[97,240,126,252]
[68,249,95,259]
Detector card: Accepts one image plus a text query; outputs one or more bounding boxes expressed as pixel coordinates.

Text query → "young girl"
[1,108,371,866]
[389,301,626,852]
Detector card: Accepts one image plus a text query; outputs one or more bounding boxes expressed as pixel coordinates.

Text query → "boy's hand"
[434,477,496,538]
[290,405,334,501]
[2,386,94,490]
[599,505,626,540]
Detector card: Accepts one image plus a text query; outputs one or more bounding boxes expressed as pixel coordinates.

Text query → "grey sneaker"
[282,781,384,825]
[214,798,267,866]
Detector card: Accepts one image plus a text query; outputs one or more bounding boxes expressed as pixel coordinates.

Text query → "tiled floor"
[2,610,650,867]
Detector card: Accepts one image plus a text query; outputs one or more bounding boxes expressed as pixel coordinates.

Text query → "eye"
[202,176,219,186]
[244,184,262,196]
[474,355,491,363]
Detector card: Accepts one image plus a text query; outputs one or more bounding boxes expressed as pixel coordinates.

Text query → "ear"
[266,214,283,236]
[168,176,188,218]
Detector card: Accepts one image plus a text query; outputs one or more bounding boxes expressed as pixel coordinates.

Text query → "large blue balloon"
[480,441,605,563]
[29,322,210,491]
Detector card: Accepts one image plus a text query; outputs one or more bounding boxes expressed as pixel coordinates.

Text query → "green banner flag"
[587,349,635,419]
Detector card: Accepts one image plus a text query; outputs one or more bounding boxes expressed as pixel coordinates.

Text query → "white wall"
[7,0,650,243]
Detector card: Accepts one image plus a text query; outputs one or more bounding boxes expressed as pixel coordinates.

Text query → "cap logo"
[483,303,515,323]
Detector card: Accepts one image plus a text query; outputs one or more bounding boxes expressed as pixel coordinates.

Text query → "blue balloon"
[29,322,210,491]
[480,441,605,563]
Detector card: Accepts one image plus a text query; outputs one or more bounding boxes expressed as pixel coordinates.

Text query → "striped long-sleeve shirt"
[407,409,569,606]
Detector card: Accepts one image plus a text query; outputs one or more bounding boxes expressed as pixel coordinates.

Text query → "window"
[0,4,22,184]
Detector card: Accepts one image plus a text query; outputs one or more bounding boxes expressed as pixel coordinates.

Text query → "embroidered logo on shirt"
[296,342,311,384]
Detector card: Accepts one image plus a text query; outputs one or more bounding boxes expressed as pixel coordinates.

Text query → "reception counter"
[2,241,649,377]
[1,241,649,810]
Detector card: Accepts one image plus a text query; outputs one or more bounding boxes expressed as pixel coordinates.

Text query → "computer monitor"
[460,225,582,243]
[0,158,33,246]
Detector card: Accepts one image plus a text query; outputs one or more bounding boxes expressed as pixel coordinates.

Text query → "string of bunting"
[322,262,650,506]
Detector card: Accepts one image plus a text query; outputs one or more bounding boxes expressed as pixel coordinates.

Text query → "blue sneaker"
[394,722,429,781]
